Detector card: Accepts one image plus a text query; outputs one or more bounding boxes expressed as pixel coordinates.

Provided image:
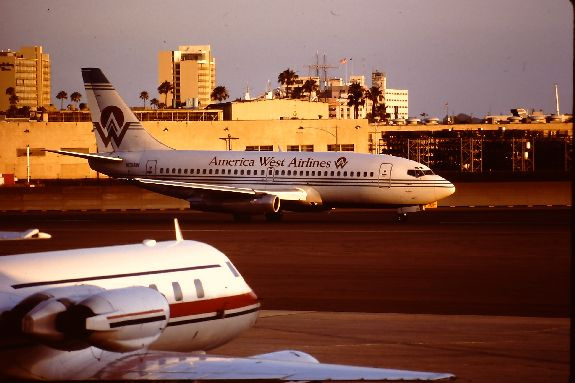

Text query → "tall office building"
[0,46,51,111]
[371,71,408,120]
[158,45,216,108]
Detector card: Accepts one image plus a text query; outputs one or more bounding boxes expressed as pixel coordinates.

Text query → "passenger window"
[160,168,164,174]
[215,169,219,175]
[337,171,341,176]
[247,169,251,175]
[343,171,347,177]
[306,171,309,176]
[172,282,183,302]
[240,169,245,175]
[194,279,205,299]
[234,169,238,175]
[364,172,368,177]
[178,168,181,174]
[281,170,285,175]
[330,171,334,176]
[275,169,279,175]
[172,168,176,173]
[350,171,354,177]
[209,169,213,175]
[184,169,188,174]
[203,169,207,175]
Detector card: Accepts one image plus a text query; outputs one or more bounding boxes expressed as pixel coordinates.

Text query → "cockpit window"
[226,261,240,277]
[407,168,434,177]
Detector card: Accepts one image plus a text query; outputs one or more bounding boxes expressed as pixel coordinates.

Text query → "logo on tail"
[93,105,130,148]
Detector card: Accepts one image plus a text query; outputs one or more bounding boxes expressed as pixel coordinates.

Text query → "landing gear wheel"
[265,211,283,222]
[396,213,408,222]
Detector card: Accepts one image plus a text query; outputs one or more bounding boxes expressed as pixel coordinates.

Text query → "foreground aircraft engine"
[191,193,281,214]
[11,286,169,352]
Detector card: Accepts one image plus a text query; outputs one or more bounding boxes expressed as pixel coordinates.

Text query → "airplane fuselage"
[89,150,454,210]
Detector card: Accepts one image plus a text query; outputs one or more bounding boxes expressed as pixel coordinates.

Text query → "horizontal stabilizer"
[45,149,123,162]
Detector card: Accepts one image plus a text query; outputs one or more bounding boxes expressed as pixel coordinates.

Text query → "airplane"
[47,68,455,221]
[0,219,454,380]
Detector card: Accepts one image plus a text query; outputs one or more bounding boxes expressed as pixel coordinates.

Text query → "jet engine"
[12,285,169,352]
[190,193,281,214]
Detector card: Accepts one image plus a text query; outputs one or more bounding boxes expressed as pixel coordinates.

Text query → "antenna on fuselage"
[174,218,183,242]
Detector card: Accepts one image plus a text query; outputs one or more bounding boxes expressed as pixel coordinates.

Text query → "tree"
[150,98,159,109]
[291,86,303,100]
[302,79,318,101]
[70,92,82,109]
[365,86,382,121]
[56,91,68,110]
[277,68,298,98]
[157,81,173,108]
[5,87,18,110]
[210,86,229,102]
[139,91,149,109]
[347,82,365,119]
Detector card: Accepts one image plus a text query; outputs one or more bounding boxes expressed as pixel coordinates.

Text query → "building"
[0,46,51,112]
[371,71,408,120]
[158,45,216,109]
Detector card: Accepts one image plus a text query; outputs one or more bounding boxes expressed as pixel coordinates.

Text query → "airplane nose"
[435,178,456,201]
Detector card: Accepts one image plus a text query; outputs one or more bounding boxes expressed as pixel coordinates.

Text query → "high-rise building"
[371,71,408,120]
[0,46,51,111]
[158,45,216,108]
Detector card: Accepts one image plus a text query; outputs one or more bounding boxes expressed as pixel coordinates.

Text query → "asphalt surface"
[0,208,571,382]
[0,208,570,317]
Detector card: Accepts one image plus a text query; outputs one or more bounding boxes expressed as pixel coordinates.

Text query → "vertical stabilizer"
[82,68,170,153]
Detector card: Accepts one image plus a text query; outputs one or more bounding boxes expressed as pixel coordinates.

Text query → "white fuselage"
[90,150,455,208]
[0,240,259,380]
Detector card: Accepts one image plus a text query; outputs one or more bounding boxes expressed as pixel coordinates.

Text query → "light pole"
[298,126,338,151]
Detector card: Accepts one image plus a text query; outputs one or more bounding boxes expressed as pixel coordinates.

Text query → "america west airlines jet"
[48,68,454,221]
[0,219,454,380]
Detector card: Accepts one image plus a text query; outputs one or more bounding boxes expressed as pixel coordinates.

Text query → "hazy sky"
[1,0,572,118]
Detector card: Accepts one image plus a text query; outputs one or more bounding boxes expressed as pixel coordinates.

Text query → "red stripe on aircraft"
[169,292,258,318]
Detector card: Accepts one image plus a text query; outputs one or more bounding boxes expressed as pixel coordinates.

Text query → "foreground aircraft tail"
[82,68,170,153]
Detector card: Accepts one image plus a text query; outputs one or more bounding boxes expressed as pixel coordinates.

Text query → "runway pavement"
[0,208,571,382]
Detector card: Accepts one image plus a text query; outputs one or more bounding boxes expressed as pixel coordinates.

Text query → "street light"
[298,126,338,151]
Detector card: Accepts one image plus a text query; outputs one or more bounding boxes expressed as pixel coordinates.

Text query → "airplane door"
[378,163,392,188]
[146,160,157,175]
[265,167,275,183]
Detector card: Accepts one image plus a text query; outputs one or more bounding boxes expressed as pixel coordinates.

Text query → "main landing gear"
[396,205,424,223]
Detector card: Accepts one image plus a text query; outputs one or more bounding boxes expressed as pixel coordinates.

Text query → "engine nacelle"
[17,285,169,352]
[17,285,105,350]
[190,193,281,214]
[72,286,170,352]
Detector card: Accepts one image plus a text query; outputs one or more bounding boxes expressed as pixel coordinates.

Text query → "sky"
[1,0,572,118]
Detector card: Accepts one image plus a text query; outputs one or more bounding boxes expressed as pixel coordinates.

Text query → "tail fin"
[82,68,170,153]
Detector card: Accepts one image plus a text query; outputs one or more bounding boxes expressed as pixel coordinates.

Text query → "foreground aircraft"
[48,69,454,221]
[0,220,454,380]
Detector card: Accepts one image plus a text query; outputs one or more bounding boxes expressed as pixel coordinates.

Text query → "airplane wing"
[98,350,455,381]
[0,229,51,240]
[132,177,311,201]
[45,149,123,162]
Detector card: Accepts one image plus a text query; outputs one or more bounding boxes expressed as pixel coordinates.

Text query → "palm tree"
[70,92,82,109]
[277,68,298,98]
[157,81,173,108]
[302,79,318,101]
[150,98,159,109]
[365,86,382,120]
[210,86,229,102]
[347,82,365,119]
[56,91,68,110]
[139,91,149,109]
[5,87,18,107]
